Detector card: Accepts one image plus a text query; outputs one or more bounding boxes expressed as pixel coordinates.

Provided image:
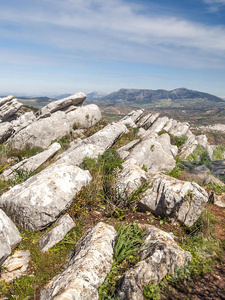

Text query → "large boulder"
[0,122,13,143]
[116,158,147,200]
[136,113,159,130]
[41,222,117,300]
[38,92,87,118]
[86,122,128,149]
[1,142,61,181]
[0,163,92,231]
[9,104,102,149]
[138,173,208,227]
[0,209,22,266]
[0,97,22,122]
[118,225,191,300]
[127,135,176,172]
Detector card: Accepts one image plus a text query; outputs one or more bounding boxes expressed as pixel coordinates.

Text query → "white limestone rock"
[137,113,160,130]
[164,119,190,137]
[116,158,147,200]
[40,222,117,300]
[118,225,191,300]
[0,122,13,143]
[0,95,14,107]
[0,163,92,231]
[0,99,22,122]
[138,173,208,227]
[12,111,36,134]
[1,250,31,283]
[38,92,86,117]
[86,122,127,149]
[145,116,169,135]
[1,142,61,181]
[157,133,178,157]
[178,131,198,159]
[9,104,102,149]
[39,214,75,252]
[127,135,176,172]
[0,209,22,266]
[120,109,144,124]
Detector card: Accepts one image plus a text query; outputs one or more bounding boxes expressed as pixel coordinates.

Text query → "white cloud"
[0,0,225,69]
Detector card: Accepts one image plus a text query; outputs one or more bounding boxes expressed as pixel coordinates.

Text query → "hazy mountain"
[86,91,108,101]
[100,88,224,106]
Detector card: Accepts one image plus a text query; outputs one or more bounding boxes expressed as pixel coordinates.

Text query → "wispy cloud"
[0,0,225,70]
[202,0,225,11]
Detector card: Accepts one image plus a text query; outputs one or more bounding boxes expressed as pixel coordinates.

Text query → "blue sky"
[1,0,225,97]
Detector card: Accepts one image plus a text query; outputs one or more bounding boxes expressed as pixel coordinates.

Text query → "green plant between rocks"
[98,222,143,299]
[212,144,225,161]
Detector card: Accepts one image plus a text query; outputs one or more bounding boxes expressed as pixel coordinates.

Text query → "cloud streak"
[0,0,225,69]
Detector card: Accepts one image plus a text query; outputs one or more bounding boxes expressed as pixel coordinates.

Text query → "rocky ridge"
[0,92,224,299]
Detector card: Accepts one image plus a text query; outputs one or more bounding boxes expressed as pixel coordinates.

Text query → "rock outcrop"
[118,225,192,300]
[0,209,22,266]
[0,96,22,122]
[0,163,92,231]
[39,214,75,252]
[1,142,61,181]
[41,222,117,300]
[138,173,208,227]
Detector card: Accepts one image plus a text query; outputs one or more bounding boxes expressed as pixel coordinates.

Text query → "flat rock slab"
[39,214,75,252]
[0,122,13,143]
[118,225,191,300]
[1,142,61,181]
[0,98,22,122]
[1,250,30,282]
[138,173,208,227]
[9,104,102,149]
[38,92,87,117]
[0,209,22,266]
[127,135,176,172]
[41,222,117,300]
[0,163,92,231]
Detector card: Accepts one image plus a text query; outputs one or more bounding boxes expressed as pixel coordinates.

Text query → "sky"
[0,0,225,97]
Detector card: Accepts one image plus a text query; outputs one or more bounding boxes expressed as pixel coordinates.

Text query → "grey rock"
[138,173,208,227]
[0,209,22,266]
[0,99,22,122]
[12,111,36,134]
[145,116,169,135]
[120,109,144,124]
[0,95,14,107]
[38,92,86,117]
[10,104,102,149]
[0,163,92,231]
[41,222,117,300]
[86,122,127,149]
[157,133,178,157]
[198,124,225,133]
[178,131,198,159]
[55,143,105,167]
[1,250,31,283]
[39,214,75,252]
[116,158,147,200]
[118,225,191,300]
[164,119,190,137]
[137,113,160,130]
[1,142,61,181]
[0,122,13,143]
[127,135,176,172]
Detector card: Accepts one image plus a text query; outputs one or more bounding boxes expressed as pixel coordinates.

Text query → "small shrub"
[212,145,225,161]
[112,127,139,150]
[206,181,225,194]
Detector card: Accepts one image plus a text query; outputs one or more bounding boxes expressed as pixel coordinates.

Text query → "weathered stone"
[127,135,176,172]
[120,109,144,124]
[55,143,105,166]
[1,142,61,181]
[116,158,147,200]
[9,104,102,149]
[198,124,225,133]
[211,160,225,178]
[40,222,117,300]
[39,214,75,252]
[0,95,14,107]
[0,163,92,231]
[164,119,190,137]
[178,131,198,159]
[0,99,22,122]
[12,111,36,134]
[118,225,191,300]
[211,193,225,208]
[86,122,128,149]
[116,139,140,160]
[145,116,169,135]
[0,122,13,143]
[1,250,30,283]
[157,133,178,157]
[137,113,160,130]
[138,173,208,227]
[0,209,22,266]
[38,92,86,117]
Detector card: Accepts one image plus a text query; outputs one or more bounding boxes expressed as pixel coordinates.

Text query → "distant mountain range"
[98,88,224,106]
